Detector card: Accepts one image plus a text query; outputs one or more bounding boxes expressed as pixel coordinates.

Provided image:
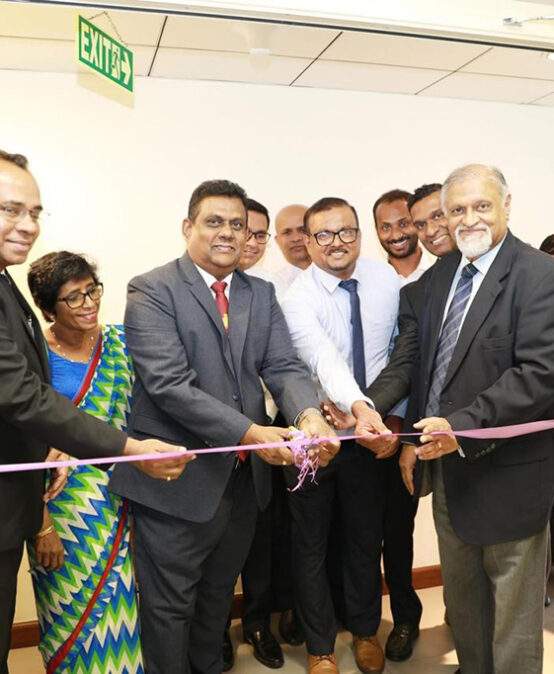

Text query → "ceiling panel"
[151,48,310,84]
[0,1,165,45]
[419,71,554,103]
[0,36,155,76]
[461,45,554,80]
[293,60,447,94]
[321,32,489,70]
[532,91,554,105]
[160,15,339,58]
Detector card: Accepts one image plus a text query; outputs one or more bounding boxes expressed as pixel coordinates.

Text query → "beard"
[455,225,493,259]
[385,234,419,259]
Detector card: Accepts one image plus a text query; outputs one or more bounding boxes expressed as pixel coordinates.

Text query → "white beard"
[455,225,493,259]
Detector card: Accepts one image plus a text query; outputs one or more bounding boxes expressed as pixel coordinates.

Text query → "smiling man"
[110,179,338,674]
[373,190,426,283]
[409,184,456,259]
[0,151,191,674]
[282,197,398,674]
[274,204,311,287]
[404,164,554,674]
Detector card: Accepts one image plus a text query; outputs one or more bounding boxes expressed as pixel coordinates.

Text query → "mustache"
[456,226,488,234]
[388,236,410,244]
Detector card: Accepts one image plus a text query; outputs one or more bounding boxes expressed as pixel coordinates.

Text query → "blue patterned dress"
[28,325,144,674]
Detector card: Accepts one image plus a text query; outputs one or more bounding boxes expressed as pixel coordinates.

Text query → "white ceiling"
[0,1,554,106]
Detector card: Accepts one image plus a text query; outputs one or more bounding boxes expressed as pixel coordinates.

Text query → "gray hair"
[441,164,510,210]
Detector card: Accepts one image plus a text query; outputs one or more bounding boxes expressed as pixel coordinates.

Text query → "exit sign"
[77,15,133,92]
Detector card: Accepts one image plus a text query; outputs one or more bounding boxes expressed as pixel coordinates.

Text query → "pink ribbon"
[0,419,552,475]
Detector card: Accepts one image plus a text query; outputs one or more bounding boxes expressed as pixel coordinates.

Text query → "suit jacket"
[365,265,435,417]
[0,272,125,552]
[109,253,319,523]
[411,231,554,545]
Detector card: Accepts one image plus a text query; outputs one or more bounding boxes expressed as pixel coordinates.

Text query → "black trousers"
[132,463,258,674]
[241,467,294,634]
[0,544,24,674]
[284,441,384,655]
[377,453,422,628]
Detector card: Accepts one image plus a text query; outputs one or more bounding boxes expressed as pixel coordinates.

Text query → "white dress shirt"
[398,258,428,287]
[276,262,307,288]
[247,266,288,304]
[441,234,507,339]
[282,258,400,413]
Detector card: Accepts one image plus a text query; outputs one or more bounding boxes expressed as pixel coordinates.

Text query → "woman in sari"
[26,251,144,674]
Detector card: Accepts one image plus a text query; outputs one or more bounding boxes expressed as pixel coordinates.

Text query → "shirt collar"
[312,261,360,293]
[193,262,233,291]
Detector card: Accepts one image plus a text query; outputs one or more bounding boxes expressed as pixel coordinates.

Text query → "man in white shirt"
[274,204,311,287]
[373,190,427,285]
[282,197,398,674]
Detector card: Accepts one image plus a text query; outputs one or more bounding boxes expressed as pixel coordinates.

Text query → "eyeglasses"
[246,230,271,244]
[0,204,49,224]
[57,283,104,309]
[311,228,359,247]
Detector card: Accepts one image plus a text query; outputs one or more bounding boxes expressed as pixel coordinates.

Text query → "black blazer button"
[232,393,239,402]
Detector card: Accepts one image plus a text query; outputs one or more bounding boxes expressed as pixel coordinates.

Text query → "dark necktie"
[211,281,230,335]
[425,263,478,417]
[339,278,366,390]
[211,280,246,462]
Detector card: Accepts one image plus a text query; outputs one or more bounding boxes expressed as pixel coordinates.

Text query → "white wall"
[5,69,553,622]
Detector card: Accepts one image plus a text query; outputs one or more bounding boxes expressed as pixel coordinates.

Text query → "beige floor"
[9,582,554,673]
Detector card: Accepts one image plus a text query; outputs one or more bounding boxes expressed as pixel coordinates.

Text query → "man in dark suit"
[0,151,191,674]
[109,179,338,674]
[403,164,554,674]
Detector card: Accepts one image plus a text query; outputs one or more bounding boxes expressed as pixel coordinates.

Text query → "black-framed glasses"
[246,230,271,244]
[57,283,104,309]
[311,228,359,246]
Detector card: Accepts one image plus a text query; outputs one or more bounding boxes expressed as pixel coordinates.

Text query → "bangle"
[294,407,324,427]
[35,525,55,539]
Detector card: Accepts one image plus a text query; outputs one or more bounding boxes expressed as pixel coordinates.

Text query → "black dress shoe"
[278,609,305,646]
[222,628,234,671]
[385,624,419,662]
[244,628,284,669]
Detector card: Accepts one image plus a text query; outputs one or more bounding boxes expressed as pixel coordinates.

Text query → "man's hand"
[297,413,340,468]
[44,448,69,502]
[351,401,395,456]
[123,438,196,479]
[34,507,64,571]
[241,424,295,466]
[399,443,417,495]
[414,417,459,460]
[320,400,356,430]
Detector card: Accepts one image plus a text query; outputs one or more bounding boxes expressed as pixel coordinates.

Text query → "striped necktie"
[425,263,478,417]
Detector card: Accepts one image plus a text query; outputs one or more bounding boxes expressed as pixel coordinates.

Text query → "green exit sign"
[77,15,133,92]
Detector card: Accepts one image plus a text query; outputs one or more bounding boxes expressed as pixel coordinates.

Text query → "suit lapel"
[441,233,514,390]
[3,271,49,377]
[422,253,461,383]
[229,271,252,377]
[178,254,235,374]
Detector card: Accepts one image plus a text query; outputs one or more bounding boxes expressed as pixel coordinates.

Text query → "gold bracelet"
[35,525,55,539]
[294,407,324,427]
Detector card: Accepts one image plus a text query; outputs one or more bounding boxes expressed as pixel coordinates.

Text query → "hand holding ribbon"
[296,411,339,467]
[241,424,295,466]
[123,438,196,479]
[414,417,459,460]
[43,448,70,502]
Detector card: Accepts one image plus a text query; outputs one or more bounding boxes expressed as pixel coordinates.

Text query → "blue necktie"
[339,278,366,390]
[425,263,478,417]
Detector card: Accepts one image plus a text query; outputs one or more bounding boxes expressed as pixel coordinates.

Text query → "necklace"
[50,328,97,363]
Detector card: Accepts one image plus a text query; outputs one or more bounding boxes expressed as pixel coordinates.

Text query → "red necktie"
[211,281,246,462]
[211,281,229,335]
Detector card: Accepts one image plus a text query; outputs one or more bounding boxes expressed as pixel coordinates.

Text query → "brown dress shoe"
[352,636,384,673]
[308,653,339,673]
